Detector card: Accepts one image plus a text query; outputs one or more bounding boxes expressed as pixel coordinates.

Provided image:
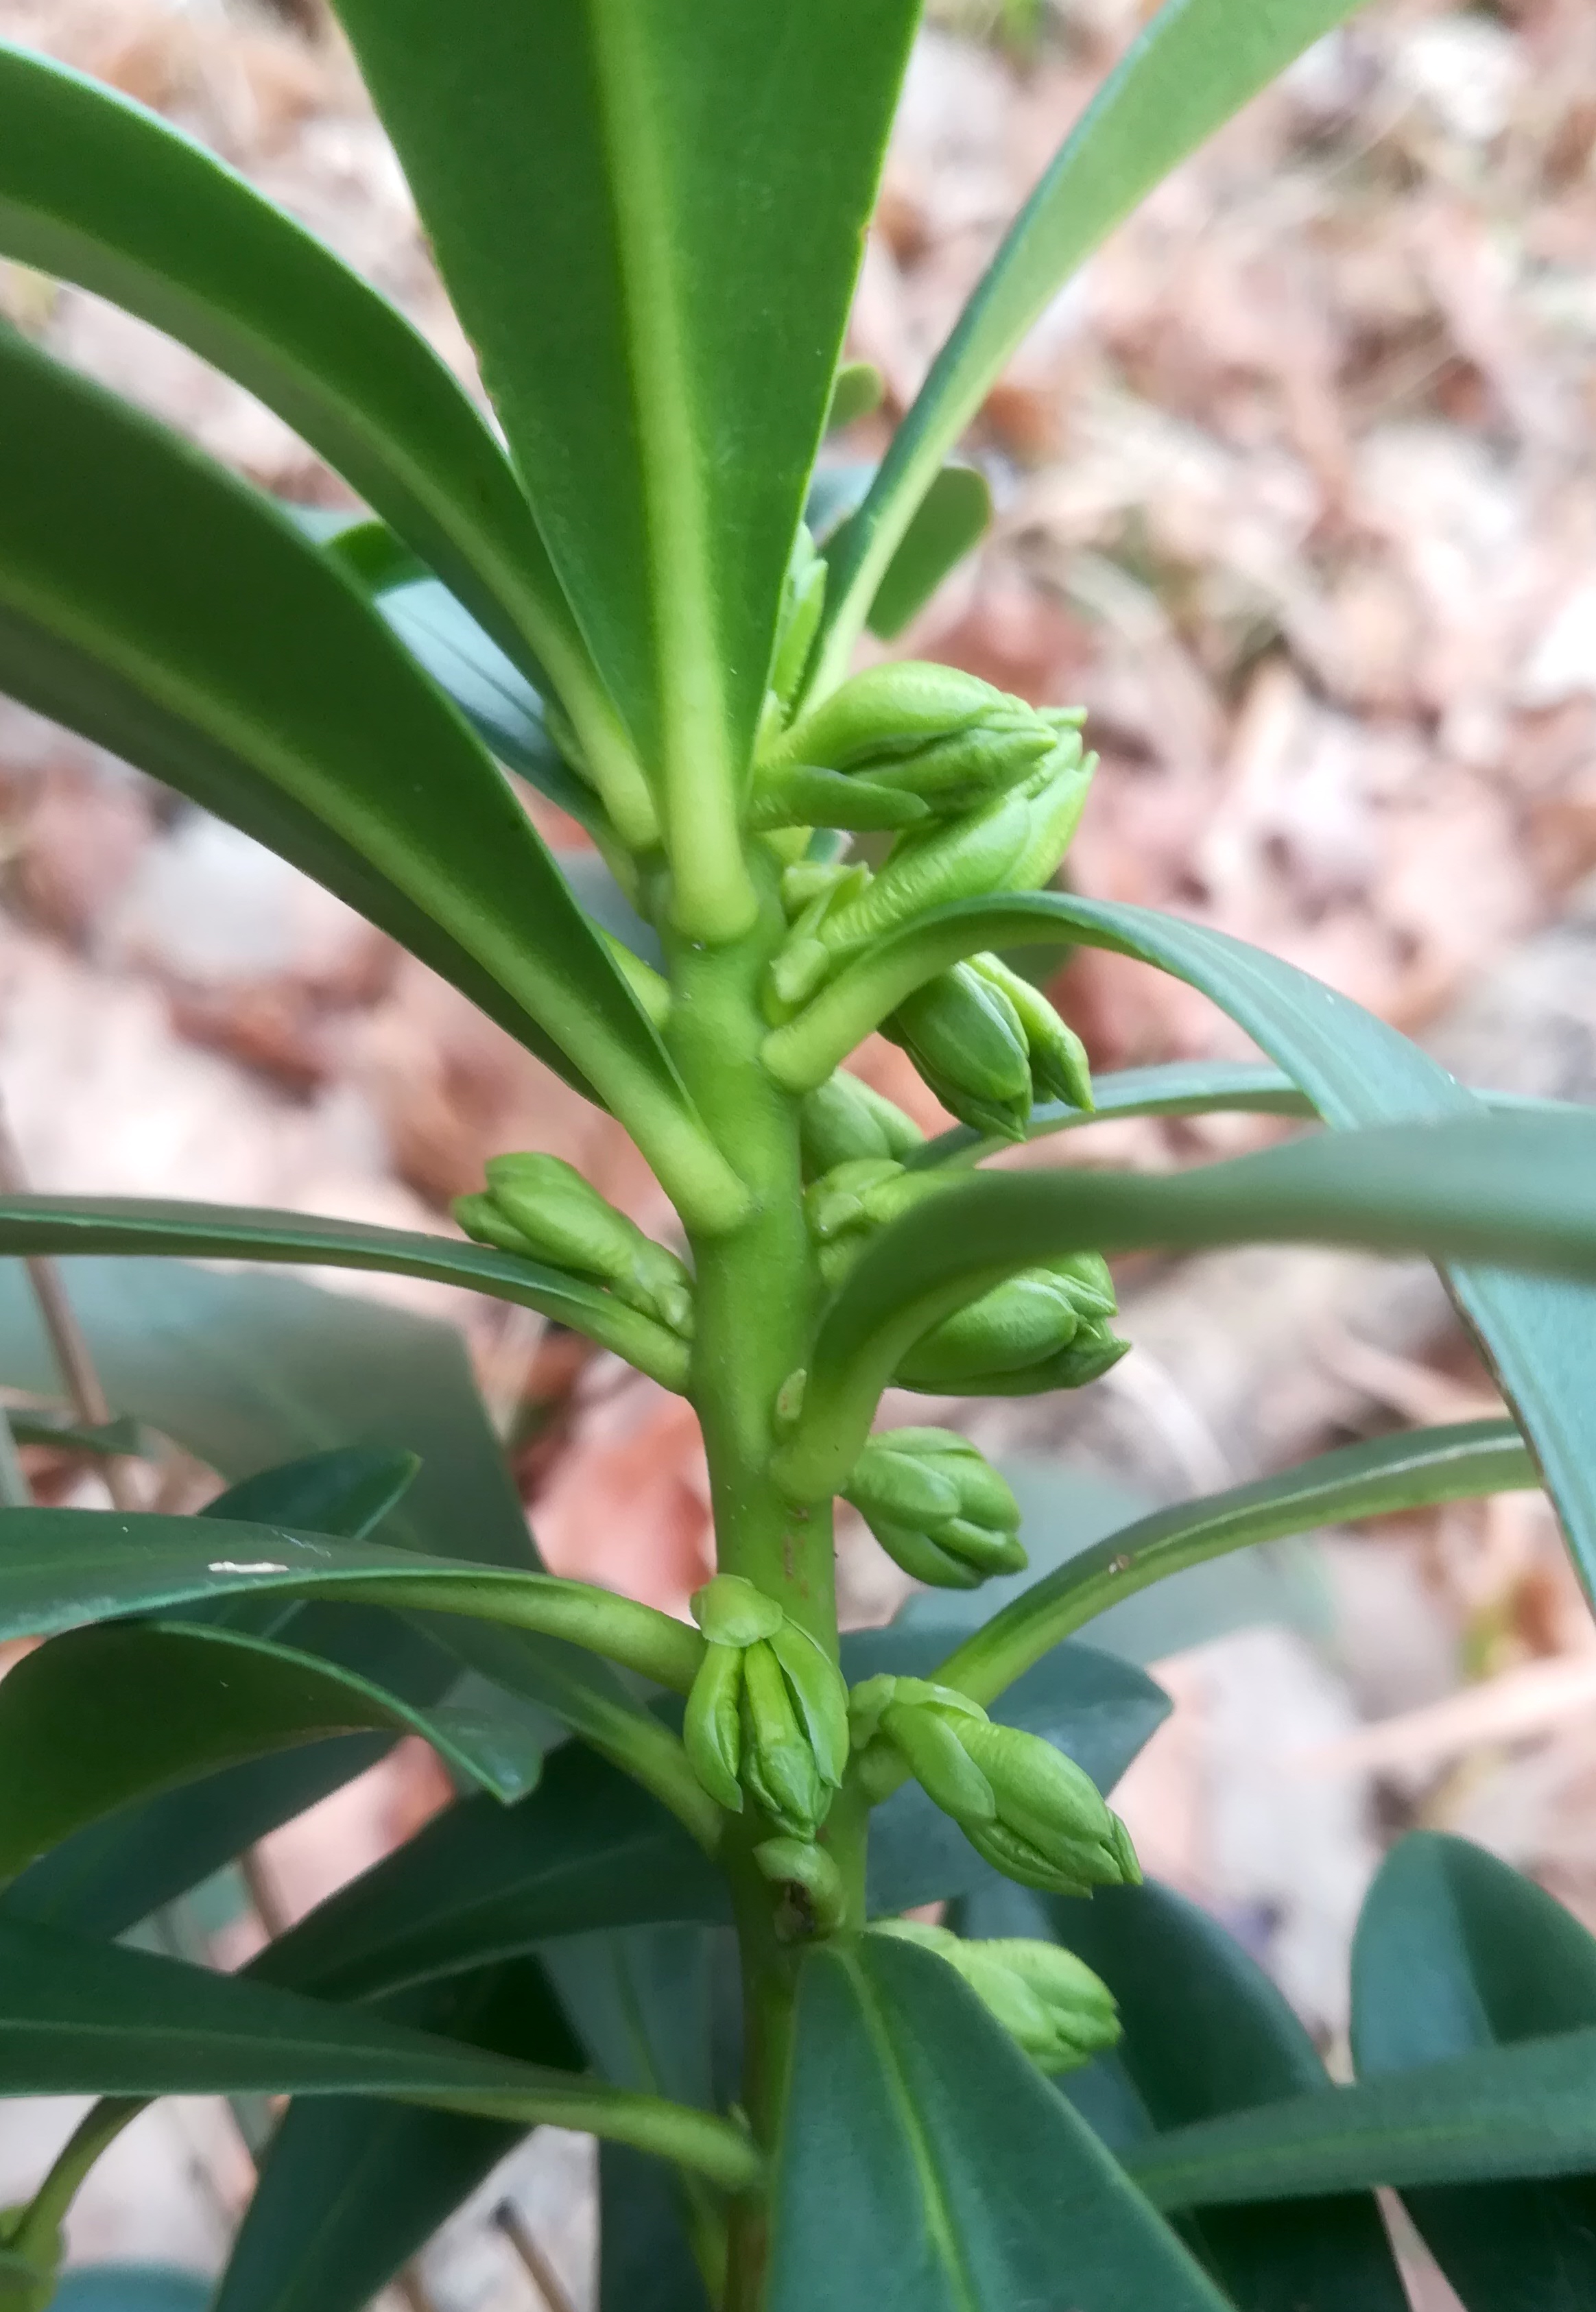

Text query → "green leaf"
[0,1263,591,1935]
[252,1741,725,2007]
[1129,2025,1596,2208]
[1,1411,147,1457]
[0,1197,691,1391]
[767,887,1596,1604]
[826,362,885,435]
[0,1915,759,2193]
[0,1505,702,1693]
[1353,1833,1596,2309]
[1019,1880,1406,2310]
[767,1933,1230,2311]
[215,1959,580,2312]
[0,40,615,741]
[775,1108,1596,1502]
[52,2274,209,2312]
[866,466,992,641]
[846,1631,1169,1914]
[328,0,921,936]
[0,329,736,1226]
[819,0,1374,674]
[0,1617,550,1883]
[939,1422,1532,1704]
[599,2142,715,2312]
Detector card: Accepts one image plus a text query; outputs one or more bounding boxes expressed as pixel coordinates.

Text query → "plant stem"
[7,2096,143,2263]
[665,861,855,2307]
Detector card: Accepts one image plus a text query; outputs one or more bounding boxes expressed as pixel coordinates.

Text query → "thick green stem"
[665,863,860,2309]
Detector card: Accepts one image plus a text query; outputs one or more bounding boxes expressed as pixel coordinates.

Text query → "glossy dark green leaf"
[0,40,608,728]
[599,2142,715,2312]
[253,1741,726,2007]
[820,0,1373,674]
[845,1632,1169,1914]
[0,330,732,1224]
[1353,1833,1596,2309]
[776,1108,1596,1503]
[1011,1880,1406,2310]
[768,1933,1229,2310]
[0,1262,591,1935]
[0,1617,548,1882]
[866,465,992,641]
[771,885,1596,1611]
[0,1916,759,2191]
[215,1959,580,2312]
[0,1197,691,1391]
[329,0,921,935]
[0,1506,700,1695]
[941,1422,1532,1704]
[1129,2024,1596,2208]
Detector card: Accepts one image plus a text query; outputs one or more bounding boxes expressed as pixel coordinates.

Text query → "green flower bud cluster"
[798,1071,925,1181]
[684,1575,850,1839]
[850,1675,1141,1896]
[843,1427,1025,1589]
[802,1157,1128,1392]
[868,1920,1120,2074]
[882,951,1093,1143]
[759,665,1095,1012]
[455,1154,695,1340]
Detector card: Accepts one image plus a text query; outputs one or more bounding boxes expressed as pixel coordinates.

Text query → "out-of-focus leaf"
[866,465,991,641]
[1353,1833,1596,2309]
[215,1959,580,2312]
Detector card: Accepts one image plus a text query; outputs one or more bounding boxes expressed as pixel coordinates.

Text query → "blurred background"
[3,0,1596,2301]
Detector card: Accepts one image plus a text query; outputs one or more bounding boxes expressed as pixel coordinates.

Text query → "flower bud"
[684,1578,848,1837]
[748,763,929,835]
[966,953,1093,1112]
[894,1251,1128,1392]
[861,1679,1139,1897]
[1006,735,1098,894]
[816,790,1034,955]
[754,1835,846,1937]
[458,1155,695,1339]
[870,1921,1120,2073]
[802,1158,954,1291]
[798,1073,925,1180]
[882,962,1033,1142]
[774,662,1012,770]
[844,1428,1026,1589]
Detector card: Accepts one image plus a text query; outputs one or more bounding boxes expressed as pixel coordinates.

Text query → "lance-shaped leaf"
[0,329,738,1229]
[0,1915,759,2193]
[909,1060,1560,1167]
[0,1197,691,1392]
[215,1959,582,2312]
[765,887,1596,1608]
[818,0,1374,676]
[940,1421,1534,1706]
[866,465,992,642]
[0,1618,551,1881]
[775,1110,1596,1501]
[0,1507,703,1694]
[329,0,921,936]
[0,39,626,760]
[767,1933,1230,2311]
[252,1741,726,2007]
[1353,1833,1596,2309]
[1128,2025,1596,2208]
[1019,1880,1407,2310]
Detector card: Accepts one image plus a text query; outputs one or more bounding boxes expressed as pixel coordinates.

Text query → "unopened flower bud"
[748,763,929,835]
[966,954,1093,1112]
[458,1155,694,1339]
[869,1921,1120,2073]
[684,1578,849,1837]
[894,1251,1128,1392]
[859,1677,1139,1897]
[774,662,1011,770]
[802,1158,954,1291]
[882,961,1033,1141]
[817,791,1034,954]
[1007,737,1098,894]
[798,1073,925,1180]
[844,1429,1026,1589]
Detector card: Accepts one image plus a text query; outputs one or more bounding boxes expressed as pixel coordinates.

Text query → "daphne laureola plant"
[1,3,1595,2308]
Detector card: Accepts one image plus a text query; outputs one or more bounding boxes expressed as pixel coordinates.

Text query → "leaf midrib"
[845,1951,980,2312]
